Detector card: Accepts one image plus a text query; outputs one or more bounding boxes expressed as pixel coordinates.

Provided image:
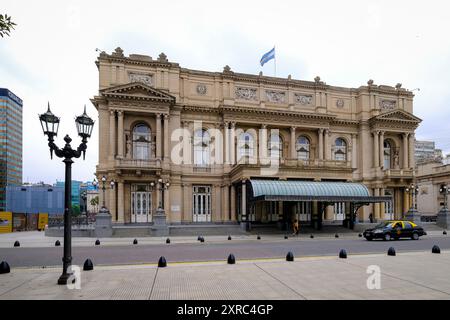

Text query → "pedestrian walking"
[292,219,299,236]
[369,213,374,223]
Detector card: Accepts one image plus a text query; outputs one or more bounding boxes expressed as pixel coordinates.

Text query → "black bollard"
[55,240,61,247]
[95,239,100,246]
[200,237,205,243]
[310,234,314,239]
[228,235,232,241]
[335,234,339,238]
[444,230,447,235]
[13,241,20,247]
[432,245,441,254]
[0,261,10,274]
[166,238,171,244]
[286,251,294,262]
[158,256,167,268]
[358,233,362,238]
[387,247,396,256]
[257,235,261,240]
[133,239,138,245]
[83,259,94,271]
[227,254,236,264]
[197,236,202,241]
[339,249,347,259]
[284,235,288,240]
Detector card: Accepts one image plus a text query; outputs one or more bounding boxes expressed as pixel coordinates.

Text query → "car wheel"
[365,236,373,241]
[412,232,419,240]
[384,233,391,241]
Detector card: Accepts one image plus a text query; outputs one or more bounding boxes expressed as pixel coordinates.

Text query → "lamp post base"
[437,208,450,229]
[57,272,74,285]
[405,208,421,224]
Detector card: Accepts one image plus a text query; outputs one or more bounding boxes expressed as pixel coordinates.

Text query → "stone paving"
[1,251,450,300]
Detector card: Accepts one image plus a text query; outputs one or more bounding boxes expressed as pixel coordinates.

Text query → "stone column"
[403,188,410,214]
[164,186,170,221]
[222,184,229,221]
[290,126,296,159]
[324,129,330,160]
[117,182,124,223]
[409,133,415,169]
[163,114,169,160]
[402,133,409,169]
[156,114,162,159]
[230,184,236,221]
[182,184,190,222]
[109,110,116,160]
[351,134,357,168]
[318,128,324,160]
[374,188,380,220]
[241,180,247,221]
[117,110,124,158]
[325,205,334,220]
[373,131,379,168]
[230,122,236,165]
[379,131,385,168]
[379,188,385,220]
[156,183,161,208]
[109,186,116,221]
[224,122,230,165]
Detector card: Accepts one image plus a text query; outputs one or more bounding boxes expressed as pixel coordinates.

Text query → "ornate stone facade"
[92,48,421,226]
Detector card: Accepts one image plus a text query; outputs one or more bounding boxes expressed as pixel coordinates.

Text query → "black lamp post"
[157,178,170,209]
[440,185,449,210]
[39,103,94,285]
[99,175,114,210]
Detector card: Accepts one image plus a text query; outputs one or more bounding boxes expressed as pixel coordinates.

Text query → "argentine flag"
[260,47,275,66]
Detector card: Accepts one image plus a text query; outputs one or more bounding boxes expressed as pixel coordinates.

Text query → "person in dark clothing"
[369,213,374,223]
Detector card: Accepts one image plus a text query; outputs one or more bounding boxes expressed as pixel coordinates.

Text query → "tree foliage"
[0,14,16,38]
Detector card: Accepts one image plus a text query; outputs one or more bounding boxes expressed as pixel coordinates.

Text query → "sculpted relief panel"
[380,99,396,110]
[294,94,313,105]
[266,90,286,103]
[129,73,153,86]
[235,87,258,101]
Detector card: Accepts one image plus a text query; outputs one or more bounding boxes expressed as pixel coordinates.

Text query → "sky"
[1,0,450,184]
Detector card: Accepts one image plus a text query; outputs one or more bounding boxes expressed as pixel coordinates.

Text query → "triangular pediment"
[100,82,175,103]
[373,109,422,123]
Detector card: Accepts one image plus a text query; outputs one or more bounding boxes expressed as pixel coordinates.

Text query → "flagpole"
[274,45,276,77]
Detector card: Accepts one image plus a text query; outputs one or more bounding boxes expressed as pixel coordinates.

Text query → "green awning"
[249,180,391,203]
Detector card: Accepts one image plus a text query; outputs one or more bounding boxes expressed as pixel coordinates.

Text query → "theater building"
[91,48,421,228]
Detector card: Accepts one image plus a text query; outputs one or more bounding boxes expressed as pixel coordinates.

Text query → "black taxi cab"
[363,220,427,241]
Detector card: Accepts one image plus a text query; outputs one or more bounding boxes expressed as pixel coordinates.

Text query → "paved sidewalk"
[1,229,447,248]
[1,251,450,300]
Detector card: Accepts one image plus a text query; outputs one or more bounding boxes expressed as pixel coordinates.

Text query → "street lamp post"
[39,104,94,285]
[81,190,87,225]
[405,183,421,223]
[156,178,170,209]
[437,185,450,229]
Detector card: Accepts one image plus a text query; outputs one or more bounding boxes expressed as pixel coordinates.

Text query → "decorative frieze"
[129,73,153,86]
[379,99,396,110]
[336,99,345,108]
[294,94,313,105]
[266,90,286,103]
[235,87,258,101]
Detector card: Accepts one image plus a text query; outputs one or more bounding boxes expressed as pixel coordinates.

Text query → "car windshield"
[374,221,391,229]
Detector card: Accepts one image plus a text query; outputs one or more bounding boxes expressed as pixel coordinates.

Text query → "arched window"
[133,124,151,160]
[238,132,254,162]
[334,138,347,161]
[384,140,392,169]
[193,129,210,166]
[296,136,310,160]
[268,133,282,160]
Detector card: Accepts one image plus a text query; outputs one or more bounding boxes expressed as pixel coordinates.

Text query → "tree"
[72,205,81,216]
[0,14,16,38]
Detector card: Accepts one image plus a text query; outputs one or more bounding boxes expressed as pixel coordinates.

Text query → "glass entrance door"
[131,184,152,223]
[192,186,211,222]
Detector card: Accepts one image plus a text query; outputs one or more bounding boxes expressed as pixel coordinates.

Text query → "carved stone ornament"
[129,73,153,86]
[196,84,207,95]
[266,90,286,103]
[158,52,168,62]
[235,87,257,101]
[294,94,313,105]
[336,99,344,108]
[223,65,232,73]
[380,99,396,110]
[112,47,124,57]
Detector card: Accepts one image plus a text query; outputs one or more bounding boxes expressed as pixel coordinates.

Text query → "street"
[1,234,449,268]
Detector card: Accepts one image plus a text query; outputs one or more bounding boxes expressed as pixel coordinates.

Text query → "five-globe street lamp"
[440,185,450,210]
[157,178,170,209]
[99,175,115,209]
[405,183,419,211]
[39,103,94,285]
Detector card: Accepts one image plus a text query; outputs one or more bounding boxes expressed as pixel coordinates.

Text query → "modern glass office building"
[0,88,23,211]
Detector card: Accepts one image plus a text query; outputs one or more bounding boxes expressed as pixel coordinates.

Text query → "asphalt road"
[1,235,449,268]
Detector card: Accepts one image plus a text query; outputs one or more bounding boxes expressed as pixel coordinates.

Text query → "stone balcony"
[114,158,162,171]
[383,168,414,179]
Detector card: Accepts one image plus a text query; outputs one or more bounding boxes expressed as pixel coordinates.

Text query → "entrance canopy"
[249,180,391,203]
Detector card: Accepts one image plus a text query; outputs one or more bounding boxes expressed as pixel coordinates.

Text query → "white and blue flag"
[260,47,275,66]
